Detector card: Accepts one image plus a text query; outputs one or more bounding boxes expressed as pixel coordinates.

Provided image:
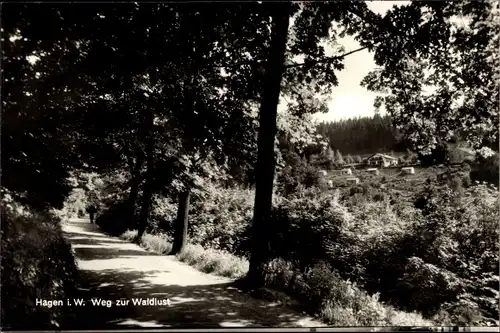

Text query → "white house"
[366,153,399,168]
[318,170,327,177]
[340,168,352,175]
[401,167,415,175]
[366,168,380,175]
[346,177,360,184]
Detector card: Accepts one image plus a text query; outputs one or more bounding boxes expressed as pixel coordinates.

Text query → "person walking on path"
[86,204,98,224]
[86,191,99,224]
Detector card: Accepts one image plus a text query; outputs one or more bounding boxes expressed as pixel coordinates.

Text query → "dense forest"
[316,114,406,155]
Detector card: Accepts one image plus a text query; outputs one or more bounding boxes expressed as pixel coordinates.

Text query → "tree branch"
[211,46,370,72]
[284,46,369,69]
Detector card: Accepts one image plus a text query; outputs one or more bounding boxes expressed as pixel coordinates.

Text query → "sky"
[310,1,410,123]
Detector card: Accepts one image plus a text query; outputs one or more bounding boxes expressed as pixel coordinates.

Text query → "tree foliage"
[361,0,500,156]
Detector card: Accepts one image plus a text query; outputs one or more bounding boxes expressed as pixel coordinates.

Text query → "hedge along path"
[61,217,327,329]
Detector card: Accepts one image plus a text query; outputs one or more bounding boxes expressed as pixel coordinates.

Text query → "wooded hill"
[316,114,407,155]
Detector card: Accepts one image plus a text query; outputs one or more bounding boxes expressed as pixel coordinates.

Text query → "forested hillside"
[316,114,406,155]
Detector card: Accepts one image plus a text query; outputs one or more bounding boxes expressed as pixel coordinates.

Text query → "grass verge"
[119,230,248,279]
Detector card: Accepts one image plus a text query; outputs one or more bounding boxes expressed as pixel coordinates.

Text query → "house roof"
[366,153,398,160]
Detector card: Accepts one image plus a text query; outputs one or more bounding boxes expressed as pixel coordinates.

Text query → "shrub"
[1,198,77,330]
[270,182,499,326]
[388,184,500,323]
[140,233,172,254]
[176,244,249,279]
[188,186,254,258]
[262,259,432,326]
[268,188,359,272]
[147,195,177,234]
[470,152,499,186]
[120,229,138,242]
[275,155,322,196]
[54,188,87,220]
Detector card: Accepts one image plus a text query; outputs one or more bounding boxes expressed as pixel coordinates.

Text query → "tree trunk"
[127,151,144,230]
[169,190,190,255]
[136,68,158,242]
[246,5,291,289]
[136,121,154,242]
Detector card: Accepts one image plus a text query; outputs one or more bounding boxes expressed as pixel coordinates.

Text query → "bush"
[120,229,138,241]
[1,198,77,329]
[470,153,499,186]
[276,155,322,196]
[147,195,178,234]
[389,184,499,323]
[54,188,87,220]
[140,233,172,254]
[265,182,498,326]
[173,243,249,279]
[268,188,357,272]
[187,186,254,258]
[262,259,432,326]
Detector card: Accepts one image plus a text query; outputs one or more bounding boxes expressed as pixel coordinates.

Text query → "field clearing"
[325,164,464,190]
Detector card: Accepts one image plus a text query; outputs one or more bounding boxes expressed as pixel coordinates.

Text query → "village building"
[340,168,352,175]
[346,177,360,184]
[401,167,415,175]
[366,153,399,168]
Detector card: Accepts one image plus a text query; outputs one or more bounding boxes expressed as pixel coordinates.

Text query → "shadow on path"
[61,218,325,329]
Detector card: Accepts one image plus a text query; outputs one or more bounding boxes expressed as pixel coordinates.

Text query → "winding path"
[61,218,326,329]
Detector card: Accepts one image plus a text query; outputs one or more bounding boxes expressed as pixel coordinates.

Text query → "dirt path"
[61,218,327,329]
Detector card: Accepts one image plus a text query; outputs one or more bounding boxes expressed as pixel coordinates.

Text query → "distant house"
[366,168,380,175]
[346,177,360,184]
[340,168,352,175]
[366,153,399,168]
[401,167,415,175]
[318,170,328,177]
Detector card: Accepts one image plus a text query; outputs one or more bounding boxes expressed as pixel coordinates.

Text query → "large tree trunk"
[246,5,291,289]
[136,119,154,242]
[136,69,158,242]
[127,150,144,230]
[169,190,190,255]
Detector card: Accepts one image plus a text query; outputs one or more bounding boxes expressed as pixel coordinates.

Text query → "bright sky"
[311,1,410,123]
